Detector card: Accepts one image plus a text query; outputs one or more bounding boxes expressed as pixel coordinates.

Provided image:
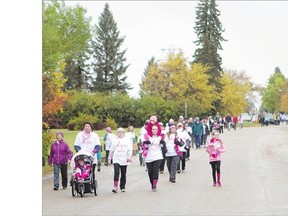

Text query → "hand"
[174,140,182,146]
[127,158,132,162]
[160,140,166,145]
[93,149,98,154]
[143,140,151,145]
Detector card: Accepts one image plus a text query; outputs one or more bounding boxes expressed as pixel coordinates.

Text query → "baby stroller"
[70,149,98,197]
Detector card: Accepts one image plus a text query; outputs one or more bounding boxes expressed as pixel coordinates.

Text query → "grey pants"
[166,155,180,181]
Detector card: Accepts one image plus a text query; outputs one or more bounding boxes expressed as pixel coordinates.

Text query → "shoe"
[121,188,126,192]
[177,170,181,173]
[112,188,117,193]
[152,187,157,192]
[160,171,164,174]
[213,182,217,187]
[104,162,108,166]
[53,187,58,191]
[182,170,185,173]
[171,179,176,183]
[63,186,67,189]
[217,182,222,187]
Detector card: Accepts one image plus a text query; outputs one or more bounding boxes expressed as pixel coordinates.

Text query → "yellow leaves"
[43,61,68,117]
[220,71,251,115]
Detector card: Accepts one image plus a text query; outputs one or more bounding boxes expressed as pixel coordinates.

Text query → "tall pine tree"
[91,3,131,93]
[193,0,226,89]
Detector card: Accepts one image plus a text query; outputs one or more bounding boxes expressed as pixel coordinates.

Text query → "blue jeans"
[194,134,202,149]
[53,163,68,189]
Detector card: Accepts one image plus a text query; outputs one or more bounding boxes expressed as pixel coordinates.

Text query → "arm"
[74,133,82,152]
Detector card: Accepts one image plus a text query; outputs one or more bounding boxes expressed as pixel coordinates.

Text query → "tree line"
[43,0,288,130]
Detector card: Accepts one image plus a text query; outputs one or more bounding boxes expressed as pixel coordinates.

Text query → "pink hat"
[150,116,157,122]
[106,127,111,132]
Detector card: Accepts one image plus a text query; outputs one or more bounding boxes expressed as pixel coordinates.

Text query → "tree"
[63,51,93,91]
[279,80,288,113]
[219,70,252,116]
[91,3,131,93]
[193,0,226,113]
[139,57,156,97]
[261,67,286,113]
[43,0,92,74]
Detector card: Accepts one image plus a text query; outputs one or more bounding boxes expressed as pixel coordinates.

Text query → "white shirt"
[165,133,178,157]
[110,136,132,166]
[144,136,163,163]
[104,133,116,151]
[74,131,101,164]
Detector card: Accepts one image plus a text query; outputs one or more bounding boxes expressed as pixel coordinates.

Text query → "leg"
[113,163,120,192]
[120,165,127,190]
[170,156,180,182]
[181,152,186,171]
[210,161,217,186]
[53,164,60,190]
[60,163,68,188]
[151,160,162,191]
[216,161,222,187]
[146,162,153,185]
[166,156,172,180]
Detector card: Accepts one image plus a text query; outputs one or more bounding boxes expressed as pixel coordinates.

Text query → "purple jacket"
[48,140,73,165]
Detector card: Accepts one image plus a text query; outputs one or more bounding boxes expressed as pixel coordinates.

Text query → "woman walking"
[48,131,73,190]
[142,125,165,192]
[108,128,132,193]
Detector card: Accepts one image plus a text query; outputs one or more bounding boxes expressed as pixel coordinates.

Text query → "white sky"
[64,1,288,98]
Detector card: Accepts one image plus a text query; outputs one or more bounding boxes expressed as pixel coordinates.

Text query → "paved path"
[43,124,288,216]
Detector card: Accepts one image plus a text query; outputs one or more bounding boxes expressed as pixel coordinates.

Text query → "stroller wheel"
[79,184,84,197]
[71,181,76,197]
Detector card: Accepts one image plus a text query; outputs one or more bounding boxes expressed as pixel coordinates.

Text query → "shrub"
[42,129,54,165]
[105,116,118,129]
[67,113,99,131]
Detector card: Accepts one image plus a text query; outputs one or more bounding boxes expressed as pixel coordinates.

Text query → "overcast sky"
[65,1,288,98]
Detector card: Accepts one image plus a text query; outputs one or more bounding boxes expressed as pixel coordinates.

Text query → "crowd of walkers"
[52,111,281,193]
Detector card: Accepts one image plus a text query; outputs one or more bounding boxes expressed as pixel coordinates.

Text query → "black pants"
[210,161,221,183]
[159,152,166,172]
[113,163,127,190]
[177,152,187,171]
[105,150,110,164]
[146,160,162,185]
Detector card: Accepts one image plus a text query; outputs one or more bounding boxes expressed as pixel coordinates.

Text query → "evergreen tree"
[63,51,93,91]
[91,3,131,93]
[139,57,156,97]
[193,0,226,89]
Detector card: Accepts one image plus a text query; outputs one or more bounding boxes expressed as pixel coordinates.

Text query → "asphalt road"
[43,124,288,216]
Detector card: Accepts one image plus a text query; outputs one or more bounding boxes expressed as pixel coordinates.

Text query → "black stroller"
[70,150,98,197]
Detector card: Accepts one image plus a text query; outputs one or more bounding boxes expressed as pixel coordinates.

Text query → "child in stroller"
[70,149,97,197]
[74,157,91,182]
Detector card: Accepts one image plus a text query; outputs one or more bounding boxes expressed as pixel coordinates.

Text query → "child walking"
[206,130,225,187]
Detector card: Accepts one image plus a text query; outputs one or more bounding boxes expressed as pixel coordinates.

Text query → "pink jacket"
[206,138,225,162]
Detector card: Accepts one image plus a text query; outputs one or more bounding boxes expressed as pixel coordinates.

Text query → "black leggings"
[210,161,221,182]
[146,160,162,184]
[113,163,127,190]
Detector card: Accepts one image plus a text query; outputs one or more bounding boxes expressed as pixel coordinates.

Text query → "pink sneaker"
[217,182,222,187]
[213,182,217,187]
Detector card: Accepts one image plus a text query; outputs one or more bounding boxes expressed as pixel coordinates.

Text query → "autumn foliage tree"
[219,70,252,116]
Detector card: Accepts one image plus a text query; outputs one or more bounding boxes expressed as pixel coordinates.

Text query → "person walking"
[108,128,132,193]
[206,130,225,187]
[192,117,203,149]
[74,122,101,183]
[165,124,181,183]
[159,122,167,174]
[48,131,73,190]
[103,127,116,166]
[142,125,165,192]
